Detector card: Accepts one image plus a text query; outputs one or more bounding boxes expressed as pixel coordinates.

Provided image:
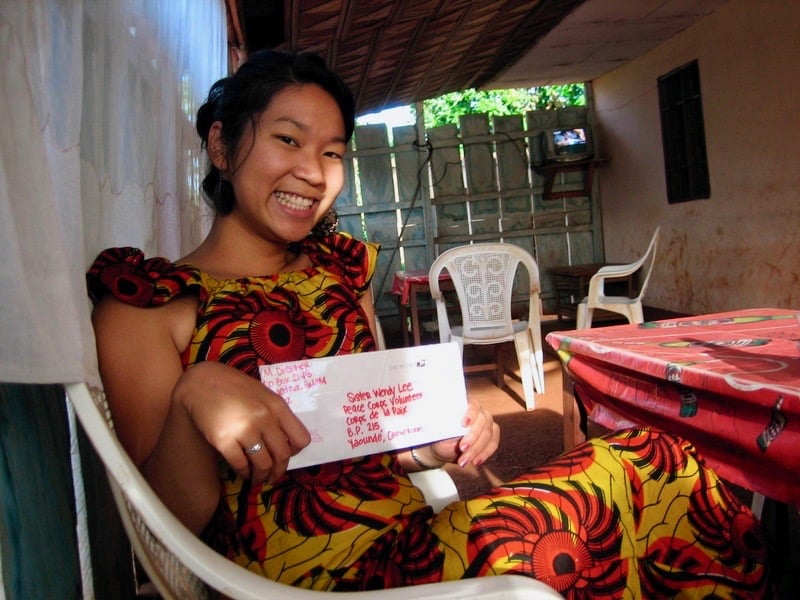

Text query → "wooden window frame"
[657,60,710,203]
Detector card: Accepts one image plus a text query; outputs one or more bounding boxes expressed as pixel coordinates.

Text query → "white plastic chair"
[428,243,545,410]
[576,226,661,329]
[65,382,561,599]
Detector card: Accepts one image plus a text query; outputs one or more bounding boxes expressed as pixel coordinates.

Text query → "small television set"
[545,127,590,162]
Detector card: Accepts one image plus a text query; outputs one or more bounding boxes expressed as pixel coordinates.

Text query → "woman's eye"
[324,150,343,160]
[277,135,298,146]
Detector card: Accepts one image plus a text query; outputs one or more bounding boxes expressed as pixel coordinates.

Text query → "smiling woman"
[85,48,770,597]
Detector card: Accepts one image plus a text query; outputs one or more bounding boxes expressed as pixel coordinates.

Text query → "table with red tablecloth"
[546,307,800,507]
[390,270,452,346]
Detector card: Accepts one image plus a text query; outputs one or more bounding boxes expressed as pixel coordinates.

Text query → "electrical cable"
[371,133,530,303]
[372,139,433,299]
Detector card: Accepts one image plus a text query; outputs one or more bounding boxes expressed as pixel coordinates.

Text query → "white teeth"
[274,191,313,210]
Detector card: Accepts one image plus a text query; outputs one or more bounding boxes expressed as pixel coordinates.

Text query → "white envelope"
[259,342,469,469]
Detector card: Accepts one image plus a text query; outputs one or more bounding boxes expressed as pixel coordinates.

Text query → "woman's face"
[222,83,348,244]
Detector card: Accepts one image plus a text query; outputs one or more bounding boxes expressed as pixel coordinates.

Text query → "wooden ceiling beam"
[242,0,586,114]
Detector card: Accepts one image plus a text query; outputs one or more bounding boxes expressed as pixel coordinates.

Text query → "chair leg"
[576,302,591,329]
[513,332,536,410]
[530,347,545,395]
[494,345,504,389]
[629,302,644,324]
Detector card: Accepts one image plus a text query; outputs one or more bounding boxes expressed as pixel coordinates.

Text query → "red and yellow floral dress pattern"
[87,233,771,598]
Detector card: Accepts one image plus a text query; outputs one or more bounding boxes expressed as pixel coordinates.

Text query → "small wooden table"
[390,270,454,346]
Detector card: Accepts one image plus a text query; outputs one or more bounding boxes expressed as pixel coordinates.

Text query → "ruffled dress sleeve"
[86,247,205,308]
[302,232,380,299]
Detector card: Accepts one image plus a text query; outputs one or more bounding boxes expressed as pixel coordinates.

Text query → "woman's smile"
[274,190,316,212]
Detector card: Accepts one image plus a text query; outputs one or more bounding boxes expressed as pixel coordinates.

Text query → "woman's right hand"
[173,361,312,484]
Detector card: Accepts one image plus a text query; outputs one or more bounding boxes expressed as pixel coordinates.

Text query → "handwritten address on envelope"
[259,342,468,469]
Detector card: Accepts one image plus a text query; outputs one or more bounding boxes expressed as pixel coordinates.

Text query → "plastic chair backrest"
[66,382,561,599]
[429,243,540,344]
[586,225,660,307]
[634,225,660,301]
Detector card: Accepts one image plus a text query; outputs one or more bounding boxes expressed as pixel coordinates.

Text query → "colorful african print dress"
[87,233,771,598]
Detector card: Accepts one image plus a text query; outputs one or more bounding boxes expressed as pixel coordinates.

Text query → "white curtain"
[0,0,225,386]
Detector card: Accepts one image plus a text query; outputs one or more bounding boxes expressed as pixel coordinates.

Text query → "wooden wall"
[337,107,605,321]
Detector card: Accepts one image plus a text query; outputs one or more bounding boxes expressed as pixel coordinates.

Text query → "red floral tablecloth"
[546,308,800,507]
[390,270,450,306]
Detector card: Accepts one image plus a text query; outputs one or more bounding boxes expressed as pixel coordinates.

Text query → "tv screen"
[547,127,590,162]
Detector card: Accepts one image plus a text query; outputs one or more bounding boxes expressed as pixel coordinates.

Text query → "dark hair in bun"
[196,49,355,214]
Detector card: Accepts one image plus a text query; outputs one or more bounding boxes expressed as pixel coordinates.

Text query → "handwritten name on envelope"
[259,342,468,469]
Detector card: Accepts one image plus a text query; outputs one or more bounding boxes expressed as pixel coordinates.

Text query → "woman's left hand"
[429,397,500,468]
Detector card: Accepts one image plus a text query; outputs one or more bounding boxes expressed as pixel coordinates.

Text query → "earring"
[215,175,223,201]
[310,208,339,238]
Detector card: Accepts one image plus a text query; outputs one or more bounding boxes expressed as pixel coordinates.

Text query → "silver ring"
[247,442,263,455]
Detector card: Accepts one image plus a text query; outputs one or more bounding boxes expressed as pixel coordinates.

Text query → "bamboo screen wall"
[335,106,603,320]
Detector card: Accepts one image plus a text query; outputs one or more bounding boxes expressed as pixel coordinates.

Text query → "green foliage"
[423,84,585,129]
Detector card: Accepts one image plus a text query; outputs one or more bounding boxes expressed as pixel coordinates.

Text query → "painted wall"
[592,0,800,315]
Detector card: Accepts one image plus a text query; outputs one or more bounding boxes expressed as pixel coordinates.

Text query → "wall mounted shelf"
[533,157,609,200]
